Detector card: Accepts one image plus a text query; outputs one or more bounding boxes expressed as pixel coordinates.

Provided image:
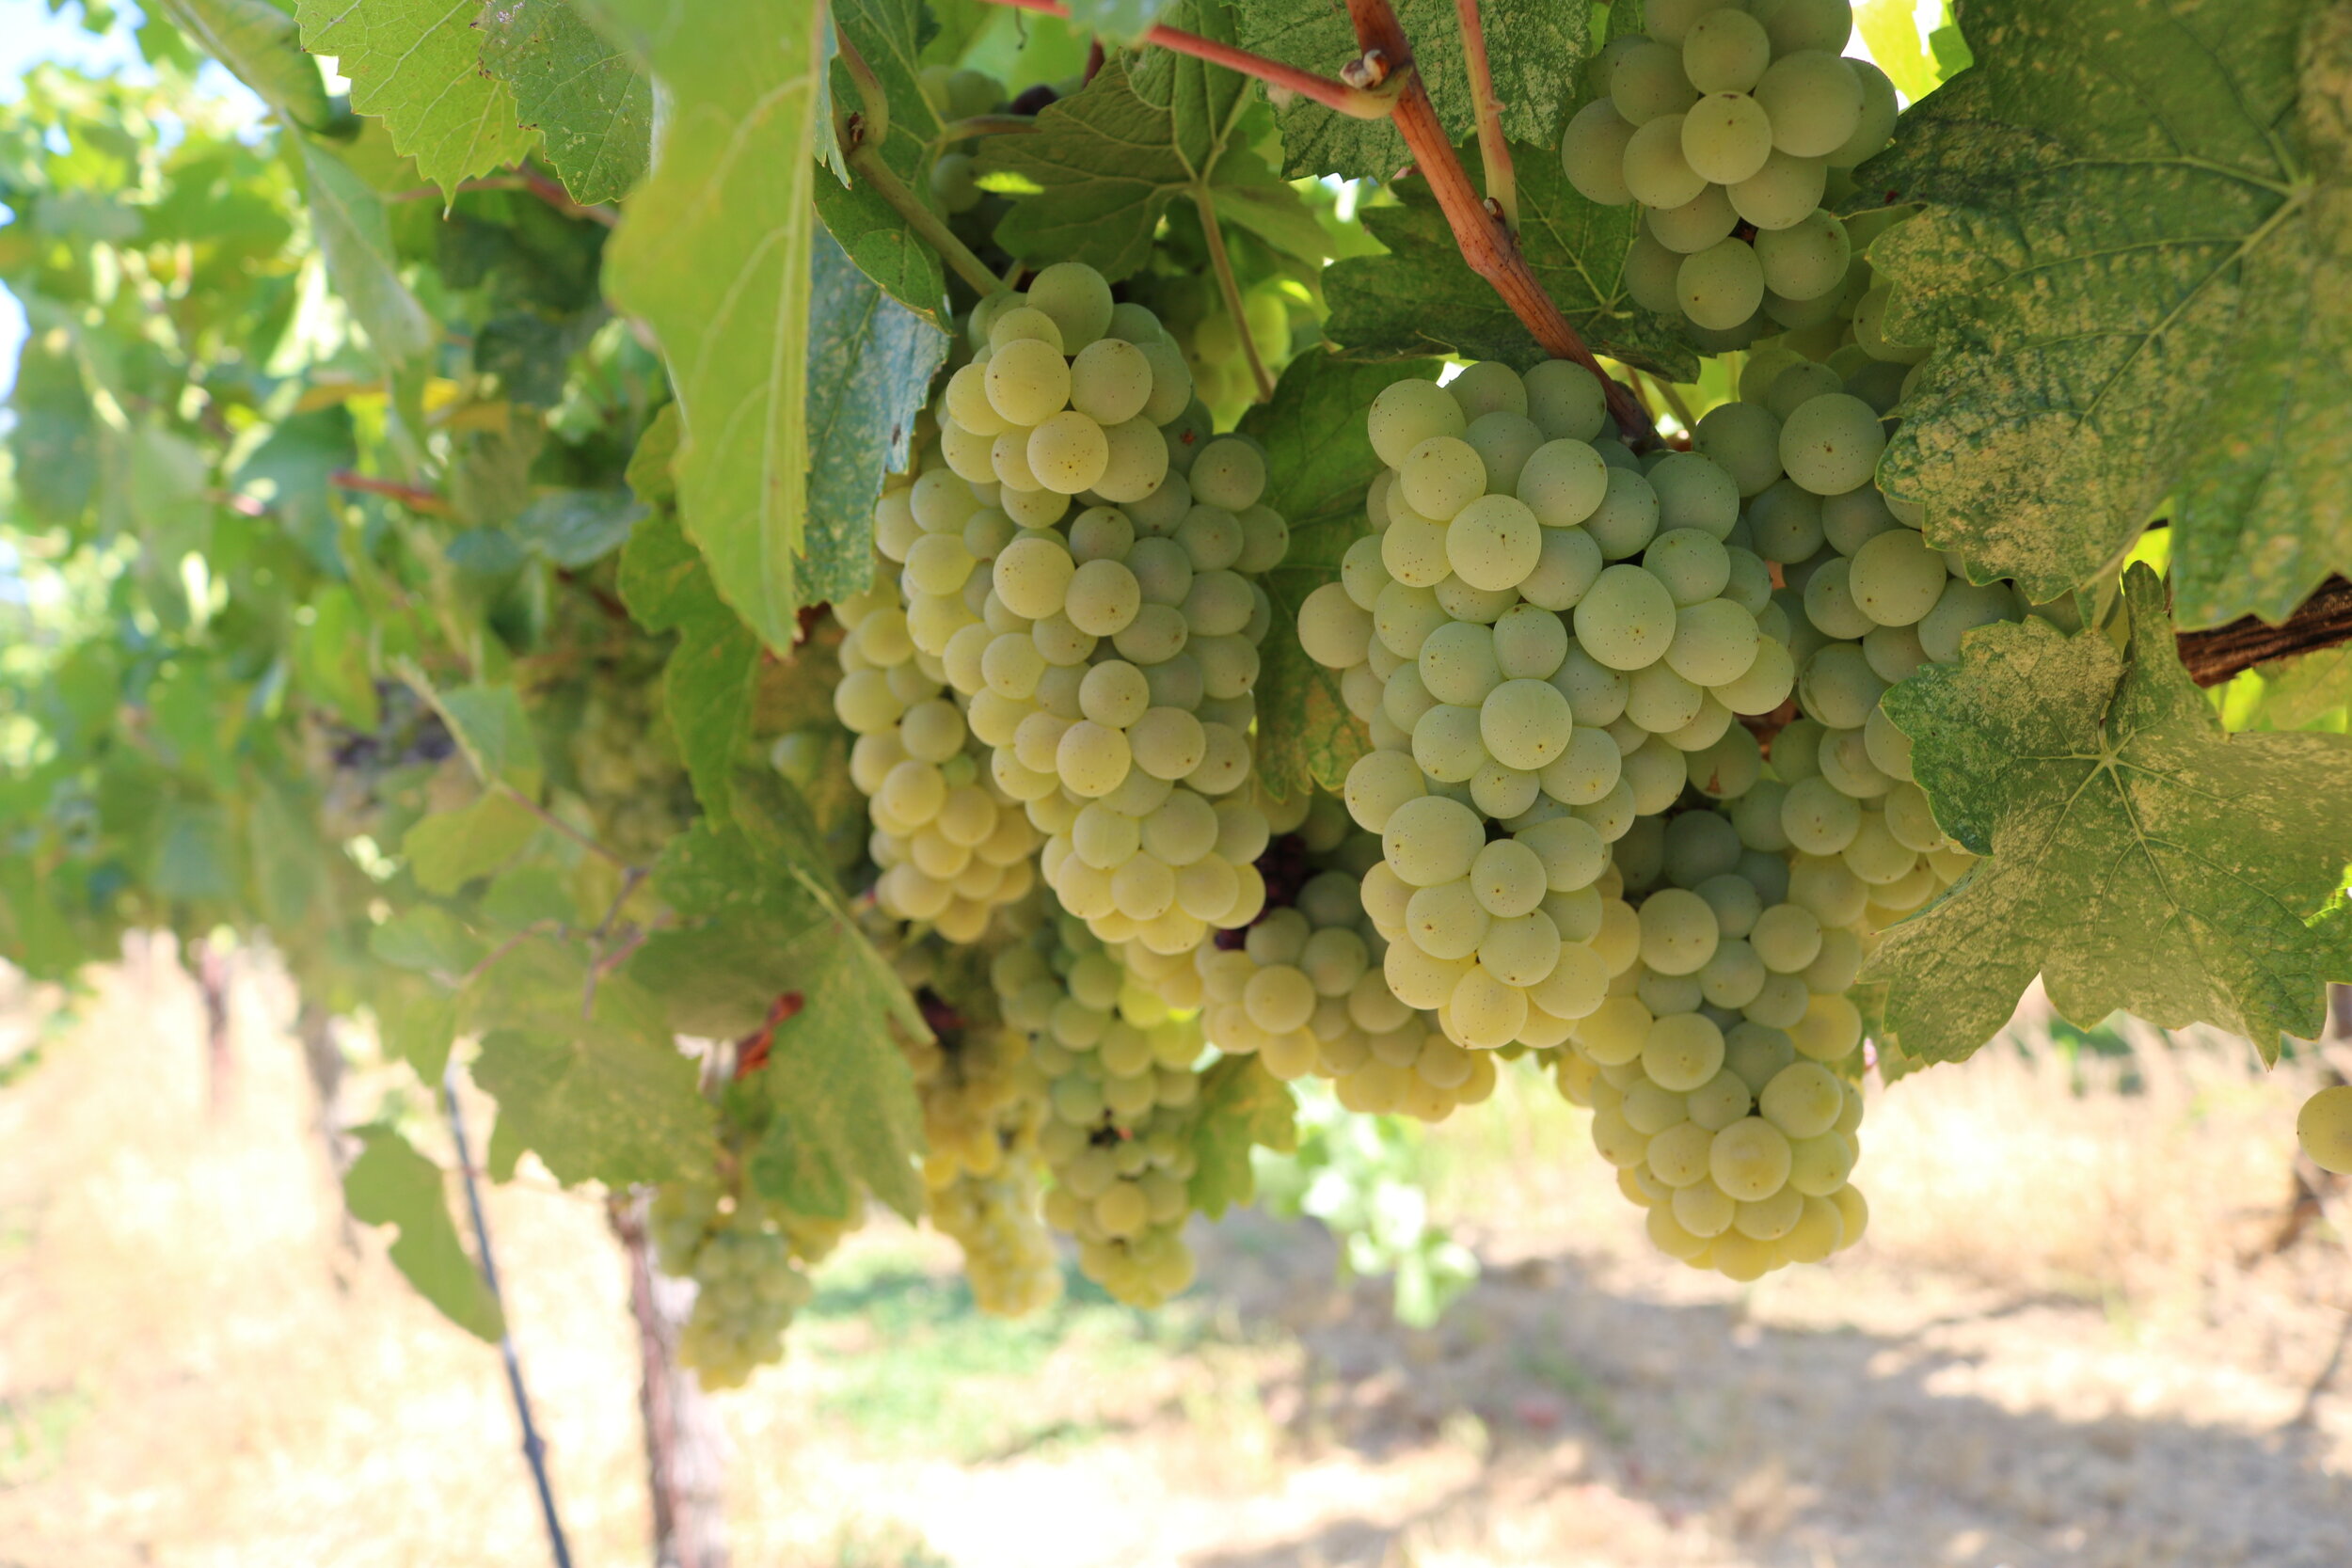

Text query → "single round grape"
[1026,261,1116,349]
[1692,401,1783,496]
[1523,360,1609,443]
[1610,40,1699,124]
[1463,412,1545,496]
[1516,439,1610,531]
[1647,183,1740,255]
[1585,467,1662,560]
[1842,810,1916,885]
[1830,57,1899,168]
[1470,840,1549,920]
[1447,494,1544,591]
[1781,775,1861,856]
[1090,415,1168,501]
[1412,702,1487,783]
[1639,886,1721,975]
[1137,341,1196,424]
[1481,677,1575,771]
[1624,230,1687,315]
[1754,209,1851,302]
[994,534,1075,620]
[1800,642,1888,730]
[1027,410,1109,495]
[1648,0,1747,44]
[1643,528,1732,607]
[1779,393,1885,496]
[1190,437,1266,512]
[1343,748,1426,833]
[1755,0,1853,53]
[1383,793,1486,887]
[985,337,1072,426]
[1375,580,1449,660]
[1699,937,1768,1008]
[1449,966,1529,1050]
[2297,1085,2352,1175]
[1918,578,2018,662]
[1561,100,1637,205]
[1665,599,1761,689]
[1419,619,1502,706]
[1849,528,1947,627]
[1682,91,1774,185]
[1644,1012,1727,1094]
[1368,377,1467,468]
[1728,149,1829,231]
[1682,7,1770,92]
[1627,660,1706,734]
[1792,991,1863,1062]
[1709,1116,1793,1201]
[1068,338,1154,425]
[1755,51,1865,159]
[1648,453,1742,541]
[1677,238,1765,331]
[1182,569,1254,637]
[1400,436,1486,521]
[1623,114,1708,210]
[1511,529,1599,617]
[988,305,1065,353]
[1575,564,1679,672]
[1296,581,1374,670]
[1447,360,1528,420]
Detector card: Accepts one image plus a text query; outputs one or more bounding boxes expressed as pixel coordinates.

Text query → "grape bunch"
[650,1180,848,1389]
[1560,0,1897,341]
[993,908,1214,1306]
[902,263,1287,956]
[569,679,688,862]
[1301,358,1796,1051]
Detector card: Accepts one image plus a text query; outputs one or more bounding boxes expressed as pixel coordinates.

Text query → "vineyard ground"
[1,944,2348,1568]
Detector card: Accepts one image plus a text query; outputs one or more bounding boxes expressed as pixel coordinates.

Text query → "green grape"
[989,305,1066,352]
[1848,528,1947,626]
[1801,557,1875,640]
[1383,792,1486,888]
[1682,7,1770,92]
[1137,341,1196,424]
[1917,578,2018,662]
[1639,886,1721,974]
[1412,702,1488,783]
[1585,467,1663,560]
[1692,401,1783,496]
[1754,210,1851,302]
[1562,99,1638,205]
[1781,774,1860,855]
[1611,40,1700,124]
[1481,677,1575,770]
[1800,642,1889,730]
[1026,261,1116,349]
[1817,725,1894,799]
[1487,602,1568,680]
[1450,966,1530,1050]
[1708,1117,1793,1201]
[1677,237,1766,330]
[1465,411,1546,494]
[1883,780,1944,854]
[1645,1012,1727,1092]
[1821,481,1901,555]
[1841,810,1916,884]
[1574,564,1679,672]
[2297,1085,2352,1175]
[1648,183,1740,256]
[1755,0,1853,53]
[1189,437,1265,511]
[1643,528,1732,606]
[1627,660,1705,734]
[1666,599,1762,688]
[986,338,1071,426]
[1648,453,1741,540]
[930,150,981,213]
[1095,418,1169,504]
[994,534,1075,620]
[1539,724,1624,804]
[1521,527,1607,613]
[1624,230,1688,315]
[1028,410,1109,495]
[1828,57,1899,169]
[1524,360,1611,442]
[1368,377,1467,468]
[1448,360,1530,420]
[1648,0,1747,44]
[1767,362,1843,421]
[1682,91,1774,185]
[1755,51,1865,158]
[1779,393,1886,497]
[1517,439,1611,529]
[1448,495,1545,591]
[1057,720,1132,798]
[1296,582,1374,670]
[1419,619,1502,705]
[1729,150,1827,230]
[1400,436,1488,521]
[1343,750,1426,834]
[1624,113,1708,210]
[1068,338,1154,425]
[1375,580,1449,659]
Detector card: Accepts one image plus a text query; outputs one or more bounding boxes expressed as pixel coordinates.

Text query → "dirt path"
[1,951,2347,1568]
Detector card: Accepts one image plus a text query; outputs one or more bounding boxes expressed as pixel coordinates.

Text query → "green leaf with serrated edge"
[343,1126,506,1341]
[1857,0,2352,626]
[1864,567,2352,1068]
[153,802,236,902]
[294,0,535,197]
[377,982,457,1080]
[1066,0,1181,48]
[815,0,946,318]
[478,0,651,205]
[1187,1055,1295,1217]
[577,0,826,657]
[619,408,761,830]
[1240,352,1432,798]
[975,18,1316,282]
[403,791,542,894]
[1209,148,1336,264]
[749,1111,854,1220]
[1325,146,1697,381]
[370,906,485,976]
[463,940,714,1185]
[804,226,951,604]
[156,0,334,130]
[629,809,929,1218]
[427,682,545,795]
[295,140,436,365]
[1235,0,1591,180]
[511,487,645,567]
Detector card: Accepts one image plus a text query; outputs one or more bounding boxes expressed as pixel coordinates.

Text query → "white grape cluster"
[836,481,1043,941]
[1299,358,1797,1052]
[994,908,1212,1306]
[1560,0,1897,340]
[1195,791,1502,1119]
[1549,804,1872,1278]
[650,1182,846,1389]
[897,263,1285,956]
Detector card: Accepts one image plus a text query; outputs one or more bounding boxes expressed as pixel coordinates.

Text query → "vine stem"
[1452,0,1517,229]
[331,468,453,515]
[975,0,1398,119]
[1343,0,1655,445]
[1194,189,1275,403]
[834,29,1009,296]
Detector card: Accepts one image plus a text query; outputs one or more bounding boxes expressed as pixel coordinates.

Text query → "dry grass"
[2,944,2348,1568]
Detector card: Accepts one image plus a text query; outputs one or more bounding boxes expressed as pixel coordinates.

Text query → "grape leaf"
[370,906,486,977]
[805,229,950,605]
[630,814,929,1218]
[974,23,1315,281]
[1186,1055,1295,1217]
[478,0,652,206]
[402,791,542,894]
[296,140,437,366]
[343,1125,506,1341]
[1862,0,2352,626]
[578,0,829,657]
[619,409,761,832]
[511,487,645,567]
[2255,644,2352,731]
[1234,0,1591,181]
[3,319,99,529]
[156,0,335,131]
[1866,566,2352,1067]
[816,0,946,317]
[1240,351,1431,799]
[464,941,715,1185]
[425,681,545,794]
[294,0,535,197]
[1324,145,1697,381]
